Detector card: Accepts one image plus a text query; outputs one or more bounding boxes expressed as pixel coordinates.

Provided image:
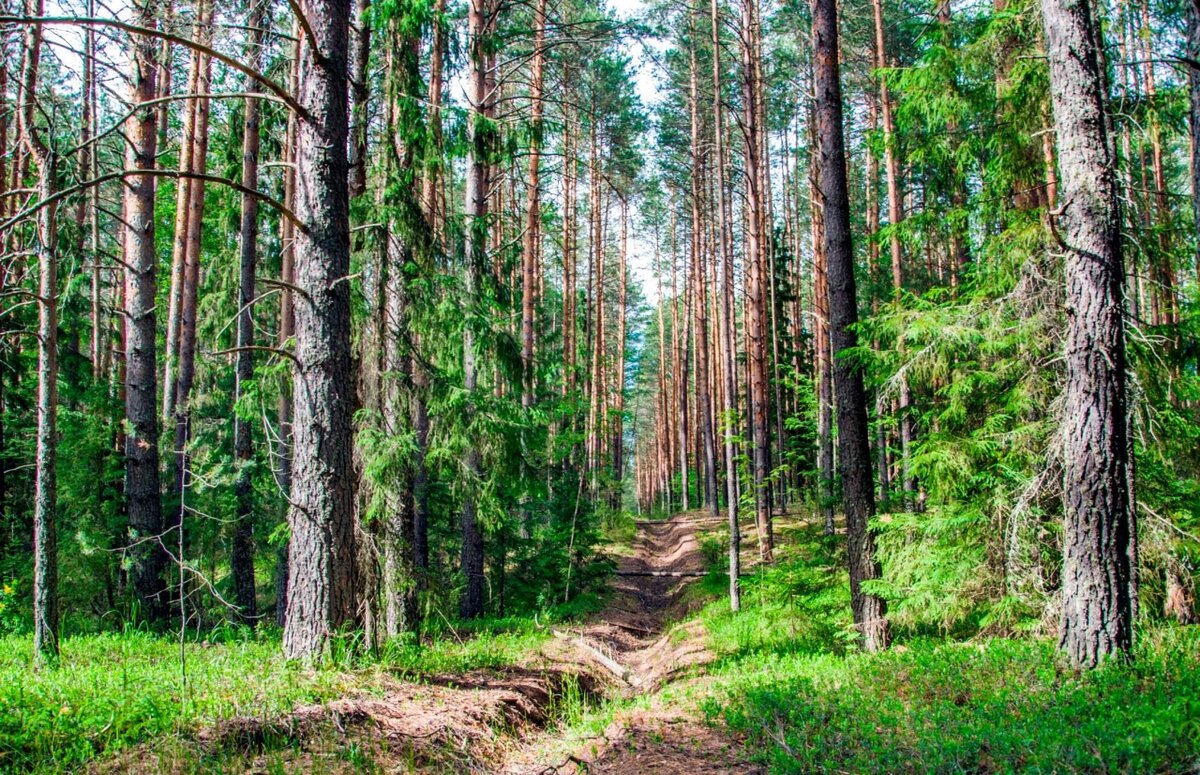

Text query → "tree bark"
[459,0,491,619]
[172,8,213,494]
[871,0,916,509]
[19,4,58,663]
[710,0,741,610]
[124,0,168,623]
[1188,0,1200,284]
[274,25,302,628]
[811,142,835,535]
[163,0,209,426]
[814,0,889,651]
[282,0,358,660]
[740,0,773,562]
[347,0,370,198]
[686,22,717,516]
[612,198,630,508]
[673,211,691,512]
[232,0,267,624]
[1041,0,1135,667]
[522,0,547,408]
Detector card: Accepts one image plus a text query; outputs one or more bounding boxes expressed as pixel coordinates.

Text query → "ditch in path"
[504,512,762,774]
[103,513,760,773]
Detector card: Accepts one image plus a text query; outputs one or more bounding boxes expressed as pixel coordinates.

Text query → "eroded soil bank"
[98,513,760,774]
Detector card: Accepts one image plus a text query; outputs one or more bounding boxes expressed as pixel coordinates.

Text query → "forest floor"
[501,514,762,773]
[9,512,1199,773]
[92,512,762,774]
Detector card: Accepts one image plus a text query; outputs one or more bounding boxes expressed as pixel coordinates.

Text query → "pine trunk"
[1041,0,1135,667]
[814,0,889,651]
[232,0,267,623]
[124,0,168,622]
[741,0,773,562]
[711,0,741,610]
[20,10,59,663]
[460,0,491,619]
[282,0,358,660]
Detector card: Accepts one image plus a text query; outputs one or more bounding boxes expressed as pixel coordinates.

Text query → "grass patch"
[0,628,367,772]
[705,631,1200,772]
[0,606,596,773]
[380,620,553,677]
[693,520,1200,773]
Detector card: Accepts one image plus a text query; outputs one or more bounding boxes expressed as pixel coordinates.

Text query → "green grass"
[707,631,1200,773]
[693,520,1200,773]
[0,612,585,773]
[0,628,365,772]
[380,619,554,676]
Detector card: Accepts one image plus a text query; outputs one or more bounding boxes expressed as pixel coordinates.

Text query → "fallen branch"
[552,630,635,686]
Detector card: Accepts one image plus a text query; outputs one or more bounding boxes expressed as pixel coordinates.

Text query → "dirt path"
[106,514,759,773]
[508,513,762,774]
[549,516,716,688]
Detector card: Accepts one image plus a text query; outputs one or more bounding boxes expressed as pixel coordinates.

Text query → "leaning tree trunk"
[1040,0,1135,668]
[282,0,358,661]
[124,0,168,623]
[813,0,890,652]
[231,0,267,623]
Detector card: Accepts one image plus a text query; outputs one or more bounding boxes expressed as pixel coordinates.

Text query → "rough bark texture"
[521,0,546,408]
[32,156,58,665]
[170,16,213,523]
[124,0,168,623]
[811,162,835,536]
[162,13,202,426]
[612,201,630,509]
[346,0,371,199]
[459,0,490,619]
[813,0,889,652]
[711,0,741,610]
[741,0,773,563]
[20,6,58,662]
[282,0,358,660]
[274,28,302,628]
[379,28,426,638]
[1189,0,1200,282]
[1040,0,1134,668]
[232,0,266,623]
[688,25,717,516]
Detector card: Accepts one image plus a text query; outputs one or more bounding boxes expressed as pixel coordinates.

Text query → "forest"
[0,0,1199,766]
